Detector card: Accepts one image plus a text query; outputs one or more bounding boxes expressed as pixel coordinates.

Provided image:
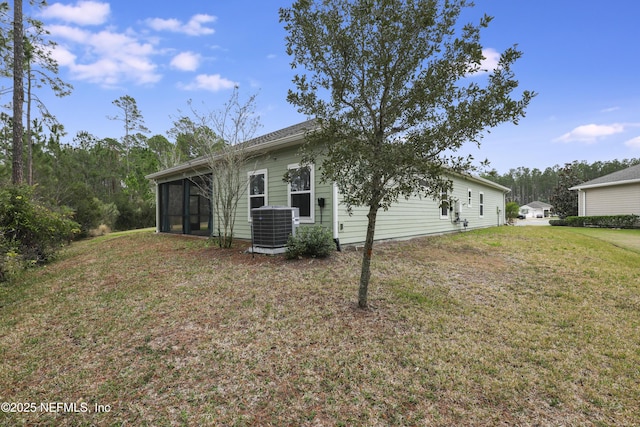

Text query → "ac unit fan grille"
[251,206,298,248]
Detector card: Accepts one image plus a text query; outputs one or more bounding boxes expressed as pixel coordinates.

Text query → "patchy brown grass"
[1,227,639,426]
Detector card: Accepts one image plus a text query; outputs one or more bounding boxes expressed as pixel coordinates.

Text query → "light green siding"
[150,143,507,244]
[336,174,506,245]
[232,145,334,240]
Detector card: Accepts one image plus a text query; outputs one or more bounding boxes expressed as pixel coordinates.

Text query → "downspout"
[155,181,160,233]
[333,182,341,251]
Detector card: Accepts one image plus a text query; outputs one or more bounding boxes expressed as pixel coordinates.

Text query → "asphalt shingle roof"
[574,163,640,188]
[242,119,317,149]
[146,119,317,180]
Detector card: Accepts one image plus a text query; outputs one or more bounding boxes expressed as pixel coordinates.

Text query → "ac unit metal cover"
[251,206,299,248]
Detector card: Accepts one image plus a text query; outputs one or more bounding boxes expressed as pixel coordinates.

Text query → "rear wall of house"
[153,148,507,244]
[232,145,334,240]
[336,175,506,245]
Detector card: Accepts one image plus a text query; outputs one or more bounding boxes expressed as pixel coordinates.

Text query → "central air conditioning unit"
[251,206,299,254]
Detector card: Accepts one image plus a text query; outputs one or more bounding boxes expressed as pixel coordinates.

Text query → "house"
[569,163,640,216]
[146,120,511,247]
[519,201,552,218]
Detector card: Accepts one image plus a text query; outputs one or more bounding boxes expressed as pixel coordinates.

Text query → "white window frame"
[467,188,472,207]
[247,169,268,221]
[440,188,449,220]
[479,192,485,218]
[287,163,315,223]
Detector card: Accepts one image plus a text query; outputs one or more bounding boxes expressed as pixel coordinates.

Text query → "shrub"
[285,226,334,259]
[65,185,102,237]
[114,195,155,231]
[549,219,567,226]
[505,201,520,225]
[0,239,21,283]
[563,215,640,229]
[0,186,80,281]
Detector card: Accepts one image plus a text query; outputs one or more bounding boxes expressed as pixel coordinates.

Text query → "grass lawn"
[1,226,639,426]
[566,227,640,253]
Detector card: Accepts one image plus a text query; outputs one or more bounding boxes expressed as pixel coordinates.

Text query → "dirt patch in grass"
[1,228,639,426]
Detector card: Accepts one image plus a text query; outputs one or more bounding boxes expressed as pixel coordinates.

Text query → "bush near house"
[550,215,640,228]
[0,186,80,282]
[285,225,334,259]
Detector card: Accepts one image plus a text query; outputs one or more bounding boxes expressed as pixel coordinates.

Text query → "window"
[288,163,314,223]
[479,192,484,217]
[440,188,449,219]
[467,188,472,207]
[248,169,268,220]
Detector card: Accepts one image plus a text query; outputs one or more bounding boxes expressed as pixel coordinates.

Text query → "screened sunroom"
[158,175,212,236]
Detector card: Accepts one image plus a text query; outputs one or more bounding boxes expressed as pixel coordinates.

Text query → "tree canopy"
[280,0,534,307]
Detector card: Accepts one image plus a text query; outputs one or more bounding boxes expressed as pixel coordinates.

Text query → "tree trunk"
[12,0,24,185]
[358,203,379,308]
[26,64,32,185]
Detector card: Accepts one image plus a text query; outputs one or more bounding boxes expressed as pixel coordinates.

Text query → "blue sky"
[21,0,640,173]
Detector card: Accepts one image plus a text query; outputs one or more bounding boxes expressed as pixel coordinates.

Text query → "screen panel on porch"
[160,176,212,236]
[163,181,184,233]
[188,176,212,236]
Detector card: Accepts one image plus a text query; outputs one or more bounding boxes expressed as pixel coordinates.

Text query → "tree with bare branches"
[184,87,261,248]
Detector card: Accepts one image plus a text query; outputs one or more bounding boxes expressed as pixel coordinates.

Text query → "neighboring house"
[146,120,511,246]
[569,164,640,216]
[519,201,552,218]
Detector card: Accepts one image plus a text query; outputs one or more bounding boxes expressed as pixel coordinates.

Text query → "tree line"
[0,2,209,235]
[0,94,220,234]
[482,158,640,207]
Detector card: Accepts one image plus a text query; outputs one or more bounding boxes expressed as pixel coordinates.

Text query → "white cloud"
[42,5,217,87]
[554,123,626,143]
[49,45,77,67]
[41,1,110,26]
[146,17,181,32]
[146,14,216,36]
[170,52,201,71]
[601,106,620,113]
[47,25,161,86]
[47,24,89,43]
[625,136,640,149]
[479,48,500,73]
[465,48,501,77]
[180,74,237,92]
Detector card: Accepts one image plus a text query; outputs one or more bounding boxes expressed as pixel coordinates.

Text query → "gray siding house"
[570,164,640,216]
[146,121,511,246]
